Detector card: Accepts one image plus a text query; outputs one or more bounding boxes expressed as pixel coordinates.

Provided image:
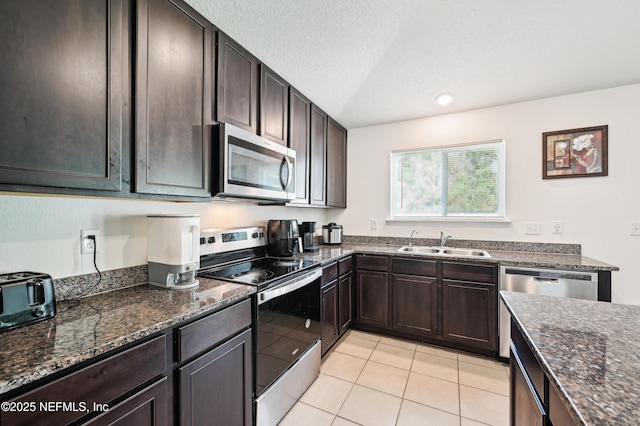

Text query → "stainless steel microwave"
[214,123,296,202]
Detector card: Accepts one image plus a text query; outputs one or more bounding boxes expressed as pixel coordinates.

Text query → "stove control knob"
[199,237,206,245]
[208,236,216,244]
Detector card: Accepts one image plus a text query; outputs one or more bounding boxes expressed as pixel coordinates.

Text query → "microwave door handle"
[280,156,293,190]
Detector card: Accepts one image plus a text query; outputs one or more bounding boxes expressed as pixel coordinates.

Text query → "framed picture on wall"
[542,125,608,179]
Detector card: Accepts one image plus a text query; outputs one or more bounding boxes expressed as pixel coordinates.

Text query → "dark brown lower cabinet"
[391,274,437,338]
[442,279,497,351]
[510,348,545,426]
[179,329,252,426]
[355,256,498,356]
[321,280,339,355]
[83,378,168,425]
[356,270,389,328]
[321,257,354,356]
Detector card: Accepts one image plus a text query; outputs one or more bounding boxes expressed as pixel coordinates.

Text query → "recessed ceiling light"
[435,93,455,105]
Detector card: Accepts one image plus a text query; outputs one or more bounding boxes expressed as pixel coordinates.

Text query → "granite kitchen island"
[500,291,640,425]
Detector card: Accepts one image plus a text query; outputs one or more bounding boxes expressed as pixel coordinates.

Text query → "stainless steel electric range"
[198,226,321,426]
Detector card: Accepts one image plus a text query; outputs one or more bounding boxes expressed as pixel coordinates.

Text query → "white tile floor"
[278,330,510,426]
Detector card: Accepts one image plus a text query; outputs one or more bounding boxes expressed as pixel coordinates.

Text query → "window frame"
[389,139,506,222]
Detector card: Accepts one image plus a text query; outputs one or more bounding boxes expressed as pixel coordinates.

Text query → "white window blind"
[390,140,505,219]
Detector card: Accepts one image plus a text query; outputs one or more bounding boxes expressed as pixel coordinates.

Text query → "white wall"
[0,194,326,280]
[328,84,640,304]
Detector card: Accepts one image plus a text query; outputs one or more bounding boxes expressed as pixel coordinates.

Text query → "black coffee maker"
[299,222,319,253]
[266,220,300,257]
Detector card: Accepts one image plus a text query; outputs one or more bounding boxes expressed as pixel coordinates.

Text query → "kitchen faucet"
[439,231,452,247]
[408,230,418,247]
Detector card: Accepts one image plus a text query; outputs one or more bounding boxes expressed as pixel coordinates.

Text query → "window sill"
[386,217,512,225]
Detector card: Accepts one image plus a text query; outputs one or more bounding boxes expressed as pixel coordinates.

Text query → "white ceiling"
[188,0,640,129]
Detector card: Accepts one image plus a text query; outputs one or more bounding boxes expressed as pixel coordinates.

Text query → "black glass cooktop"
[199,257,318,287]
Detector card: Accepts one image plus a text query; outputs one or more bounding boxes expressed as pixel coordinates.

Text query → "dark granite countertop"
[0,278,255,395]
[332,242,618,271]
[0,242,616,398]
[500,291,640,425]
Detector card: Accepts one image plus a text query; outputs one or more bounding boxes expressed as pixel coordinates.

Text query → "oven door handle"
[258,269,321,305]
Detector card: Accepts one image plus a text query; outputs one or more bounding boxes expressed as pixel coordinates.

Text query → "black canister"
[266,220,300,257]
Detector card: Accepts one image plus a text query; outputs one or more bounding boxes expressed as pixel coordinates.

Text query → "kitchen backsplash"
[54,265,148,301]
[58,237,582,300]
[342,235,581,255]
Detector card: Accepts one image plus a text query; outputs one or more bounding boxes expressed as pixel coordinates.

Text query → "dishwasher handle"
[502,267,596,282]
[534,277,559,283]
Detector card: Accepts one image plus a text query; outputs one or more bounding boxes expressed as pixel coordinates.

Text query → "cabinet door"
[179,329,252,426]
[309,104,327,206]
[338,272,353,335]
[0,0,123,192]
[442,279,497,350]
[356,271,389,328]
[392,274,437,338]
[288,87,311,204]
[321,281,339,355]
[82,378,168,426]
[216,32,259,133]
[260,64,288,145]
[326,117,347,208]
[510,349,546,426]
[135,0,212,197]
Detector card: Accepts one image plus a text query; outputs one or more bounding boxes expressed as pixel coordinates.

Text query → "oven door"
[218,123,296,201]
[255,268,321,396]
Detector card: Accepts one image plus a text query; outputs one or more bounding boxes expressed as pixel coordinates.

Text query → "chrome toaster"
[0,272,56,333]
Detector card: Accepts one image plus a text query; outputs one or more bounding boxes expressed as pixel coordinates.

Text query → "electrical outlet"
[551,220,564,234]
[371,219,378,230]
[631,222,640,236]
[524,222,540,235]
[81,229,100,254]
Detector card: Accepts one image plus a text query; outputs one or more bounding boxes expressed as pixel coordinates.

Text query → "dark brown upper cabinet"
[326,118,347,207]
[216,32,259,133]
[135,0,212,198]
[310,105,328,206]
[288,88,311,204]
[0,0,124,192]
[259,65,289,145]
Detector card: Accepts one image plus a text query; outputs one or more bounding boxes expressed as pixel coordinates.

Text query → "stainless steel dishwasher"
[499,265,598,358]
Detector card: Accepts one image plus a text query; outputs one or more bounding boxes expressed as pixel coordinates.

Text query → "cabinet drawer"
[338,256,353,276]
[442,262,496,283]
[356,255,388,272]
[177,299,251,362]
[392,258,437,277]
[322,262,338,284]
[2,335,166,426]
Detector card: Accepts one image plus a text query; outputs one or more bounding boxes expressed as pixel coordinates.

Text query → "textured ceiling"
[187,0,640,129]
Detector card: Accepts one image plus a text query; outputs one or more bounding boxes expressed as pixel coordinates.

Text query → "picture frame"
[542,125,608,179]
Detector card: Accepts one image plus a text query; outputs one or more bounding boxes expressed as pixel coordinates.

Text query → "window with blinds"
[390,140,505,219]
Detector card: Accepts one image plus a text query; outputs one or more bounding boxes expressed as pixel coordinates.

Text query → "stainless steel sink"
[396,246,491,258]
[396,246,440,254]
